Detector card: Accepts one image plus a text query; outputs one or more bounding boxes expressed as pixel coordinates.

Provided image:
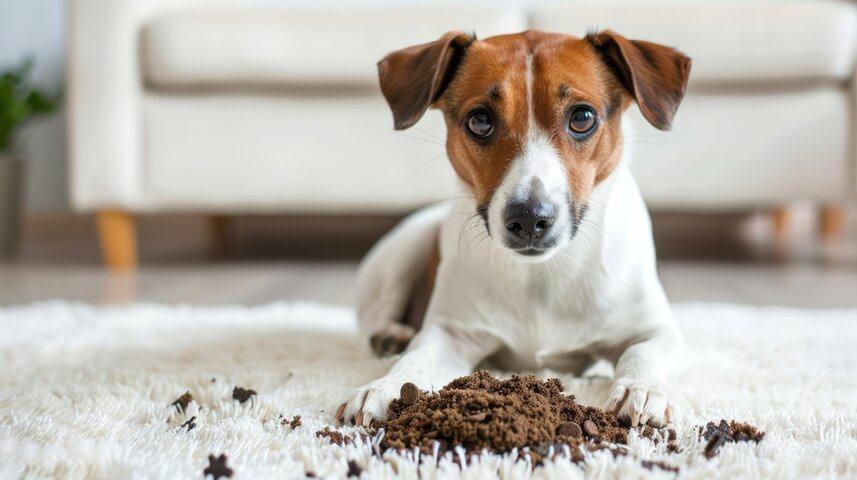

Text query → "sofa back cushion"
[142,7,526,89]
[531,0,857,85]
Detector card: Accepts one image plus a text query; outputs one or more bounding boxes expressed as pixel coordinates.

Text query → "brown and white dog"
[336,30,691,428]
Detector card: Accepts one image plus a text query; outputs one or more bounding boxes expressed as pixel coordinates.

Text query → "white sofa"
[67,0,857,268]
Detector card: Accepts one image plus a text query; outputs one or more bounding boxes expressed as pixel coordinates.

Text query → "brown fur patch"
[378,29,689,217]
[435,30,649,205]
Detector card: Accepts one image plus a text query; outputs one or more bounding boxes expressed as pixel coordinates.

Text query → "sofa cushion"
[142,89,849,212]
[530,0,857,85]
[627,88,850,208]
[142,92,458,212]
[142,7,526,89]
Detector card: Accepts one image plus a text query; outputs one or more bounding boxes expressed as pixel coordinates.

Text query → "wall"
[0,0,66,212]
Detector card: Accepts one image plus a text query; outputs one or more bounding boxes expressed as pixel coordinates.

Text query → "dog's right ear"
[378,31,474,131]
[587,30,690,131]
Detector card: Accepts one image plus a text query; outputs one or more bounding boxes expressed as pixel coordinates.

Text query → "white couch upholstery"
[532,2,857,84]
[143,8,526,89]
[137,7,526,213]
[67,0,857,266]
[530,1,857,209]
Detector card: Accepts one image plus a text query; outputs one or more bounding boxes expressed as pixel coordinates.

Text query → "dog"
[335,29,691,429]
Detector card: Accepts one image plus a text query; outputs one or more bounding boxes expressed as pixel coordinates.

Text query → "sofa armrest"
[66,0,224,211]
[849,2,857,200]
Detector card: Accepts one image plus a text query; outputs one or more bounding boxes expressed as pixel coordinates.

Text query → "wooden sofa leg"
[208,215,231,258]
[820,204,844,241]
[771,207,790,241]
[97,210,138,270]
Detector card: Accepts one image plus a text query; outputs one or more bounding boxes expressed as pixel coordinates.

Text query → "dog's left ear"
[378,31,475,131]
[587,30,691,131]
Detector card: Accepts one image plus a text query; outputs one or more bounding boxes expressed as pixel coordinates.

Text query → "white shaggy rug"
[1,301,856,479]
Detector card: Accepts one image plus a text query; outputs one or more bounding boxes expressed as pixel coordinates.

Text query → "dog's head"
[378,30,690,260]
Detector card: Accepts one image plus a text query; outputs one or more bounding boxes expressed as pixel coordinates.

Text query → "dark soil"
[171,391,193,413]
[641,459,680,473]
[373,371,764,466]
[346,459,363,477]
[203,453,233,479]
[180,416,197,431]
[316,427,353,446]
[701,419,766,458]
[377,371,627,454]
[281,415,302,429]
[232,386,257,404]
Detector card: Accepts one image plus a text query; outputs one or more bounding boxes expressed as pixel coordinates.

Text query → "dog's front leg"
[338,323,500,426]
[605,325,682,427]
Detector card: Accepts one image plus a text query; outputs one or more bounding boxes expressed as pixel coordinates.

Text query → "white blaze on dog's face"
[378,30,690,259]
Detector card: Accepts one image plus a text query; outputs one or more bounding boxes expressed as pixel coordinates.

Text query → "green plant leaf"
[25,91,56,114]
[0,56,60,152]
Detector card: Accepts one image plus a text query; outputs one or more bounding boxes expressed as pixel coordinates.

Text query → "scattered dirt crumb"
[659,427,680,452]
[346,459,362,477]
[640,425,657,440]
[232,386,257,404]
[701,419,765,458]
[171,391,193,413]
[204,453,233,479]
[180,416,197,431]
[399,382,419,405]
[316,427,353,446]
[281,415,302,429]
[641,460,680,473]
[590,444,627,456]
[729,421,766,443]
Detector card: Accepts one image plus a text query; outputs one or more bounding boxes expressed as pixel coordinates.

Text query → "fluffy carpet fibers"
[1,301,855,479]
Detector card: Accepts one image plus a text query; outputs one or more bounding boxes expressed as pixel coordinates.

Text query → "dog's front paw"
[606,377,672,427]
[335,377,404,427]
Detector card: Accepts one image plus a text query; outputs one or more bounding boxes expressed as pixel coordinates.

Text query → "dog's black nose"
[504,200,556,242]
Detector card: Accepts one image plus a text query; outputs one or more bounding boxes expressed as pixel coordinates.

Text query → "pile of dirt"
[378,371,627,455]
[376,371,765,464]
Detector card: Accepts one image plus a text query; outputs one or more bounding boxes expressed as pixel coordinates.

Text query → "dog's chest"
[478,261,611,370]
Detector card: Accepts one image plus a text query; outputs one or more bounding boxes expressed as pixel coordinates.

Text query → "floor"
[1,205,855,308]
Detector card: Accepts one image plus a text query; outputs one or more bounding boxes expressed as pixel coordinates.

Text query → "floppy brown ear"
[378,31,474,130]
[587,30,691,130]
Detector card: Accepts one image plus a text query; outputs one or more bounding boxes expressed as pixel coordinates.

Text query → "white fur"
[347,110,681,427]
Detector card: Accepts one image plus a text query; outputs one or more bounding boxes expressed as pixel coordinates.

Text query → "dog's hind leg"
[356,202,449,356]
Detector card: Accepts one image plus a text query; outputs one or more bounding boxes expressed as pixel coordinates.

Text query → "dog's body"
[338,30,690,429]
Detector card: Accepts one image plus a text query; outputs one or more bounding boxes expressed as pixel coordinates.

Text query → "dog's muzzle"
[500,176,563,257]
[503,198,557,254]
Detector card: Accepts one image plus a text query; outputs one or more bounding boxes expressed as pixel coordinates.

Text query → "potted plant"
[0,58,59,258]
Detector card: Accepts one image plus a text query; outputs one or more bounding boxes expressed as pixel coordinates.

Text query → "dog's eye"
[466,110,493,138]
[568,106,597,135]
